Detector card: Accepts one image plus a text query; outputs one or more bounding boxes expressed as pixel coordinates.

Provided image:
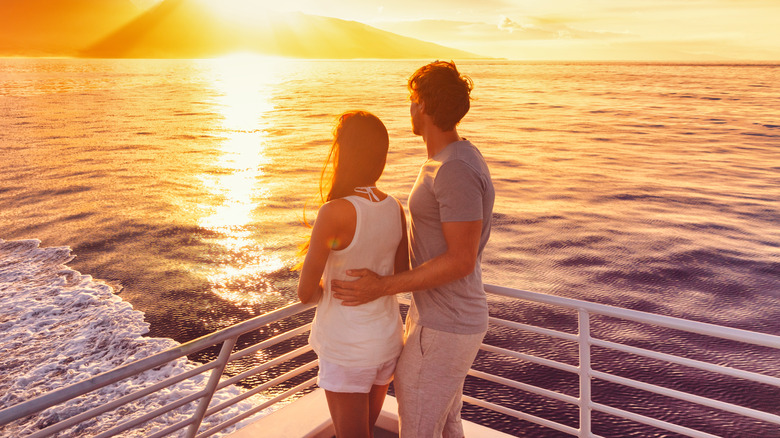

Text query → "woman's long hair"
[294,111,389,268]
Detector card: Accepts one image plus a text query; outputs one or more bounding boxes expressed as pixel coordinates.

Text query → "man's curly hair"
[408,60,473,131]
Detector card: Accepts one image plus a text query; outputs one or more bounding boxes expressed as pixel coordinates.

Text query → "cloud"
[367,2,780,61]
[505,15,626,40]
[373,16,623,48]
[498,15,523,33]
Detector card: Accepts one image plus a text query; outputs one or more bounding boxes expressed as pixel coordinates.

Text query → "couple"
[296,61,495,438]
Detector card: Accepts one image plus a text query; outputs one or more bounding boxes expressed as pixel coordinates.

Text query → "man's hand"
[331,219,481,306]
[331,269,387,306]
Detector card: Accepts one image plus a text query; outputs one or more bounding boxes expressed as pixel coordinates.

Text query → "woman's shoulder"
[315,198,357,225]
[319,198,355,215]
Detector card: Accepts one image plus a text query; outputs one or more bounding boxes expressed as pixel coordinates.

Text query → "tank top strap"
[354,186,380,202]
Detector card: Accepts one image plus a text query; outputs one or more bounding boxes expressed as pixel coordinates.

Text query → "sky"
[4,0,779,60]
[125,0,780,61]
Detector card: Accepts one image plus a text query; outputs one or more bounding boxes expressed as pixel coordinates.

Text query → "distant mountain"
[0,0,141,57]
[82,0,482,59]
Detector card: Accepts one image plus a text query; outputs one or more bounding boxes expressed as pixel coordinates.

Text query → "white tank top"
[309,194,404,367]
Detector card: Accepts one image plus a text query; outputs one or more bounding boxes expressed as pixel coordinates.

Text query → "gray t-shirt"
[408,139,494,334]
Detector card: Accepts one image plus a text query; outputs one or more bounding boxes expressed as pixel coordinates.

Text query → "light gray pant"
[395,308,486,437]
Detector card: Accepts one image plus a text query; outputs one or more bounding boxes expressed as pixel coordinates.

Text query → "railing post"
[578,309,592,437]
[185,337,238,438]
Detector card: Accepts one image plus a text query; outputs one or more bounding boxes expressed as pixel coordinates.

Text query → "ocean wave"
[0,239,265,437]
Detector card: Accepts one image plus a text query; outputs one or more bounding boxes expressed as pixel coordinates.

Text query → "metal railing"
[0,302,318,438]
[468,284,780,437]
[1,284,779,437]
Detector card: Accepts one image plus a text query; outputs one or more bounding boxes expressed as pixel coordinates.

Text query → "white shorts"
[317,356,398,393]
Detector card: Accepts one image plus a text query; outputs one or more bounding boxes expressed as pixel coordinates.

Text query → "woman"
[296,111,409,437]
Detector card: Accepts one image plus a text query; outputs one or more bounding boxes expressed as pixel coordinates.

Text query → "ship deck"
[225,389,511,438]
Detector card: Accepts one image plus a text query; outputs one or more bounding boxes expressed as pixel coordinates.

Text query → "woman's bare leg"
[325,390,370,438]
[368,383,390,431]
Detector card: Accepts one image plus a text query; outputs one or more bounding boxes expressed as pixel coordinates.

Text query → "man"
[332,60,494,437]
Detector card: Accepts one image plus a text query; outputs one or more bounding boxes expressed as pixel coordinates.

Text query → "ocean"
[1,58,779,437]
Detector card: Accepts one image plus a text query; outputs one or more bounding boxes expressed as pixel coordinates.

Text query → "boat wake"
[0,239,261,437]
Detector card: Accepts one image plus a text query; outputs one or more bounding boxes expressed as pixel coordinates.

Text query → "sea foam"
[0,239,265,437]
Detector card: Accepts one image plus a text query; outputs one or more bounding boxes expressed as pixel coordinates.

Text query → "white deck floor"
[225,388,513,438]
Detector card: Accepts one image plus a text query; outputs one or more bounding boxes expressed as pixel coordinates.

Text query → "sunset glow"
[197,0,274,25]
[195,56,286,308]
[2,2,779,434]
[2,0,778,60]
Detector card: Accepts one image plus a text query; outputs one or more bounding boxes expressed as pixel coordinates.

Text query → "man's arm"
[394,200,411,275]
[331,219,482,306]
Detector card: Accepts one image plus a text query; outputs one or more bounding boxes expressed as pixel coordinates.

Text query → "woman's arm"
[297,200,355,303]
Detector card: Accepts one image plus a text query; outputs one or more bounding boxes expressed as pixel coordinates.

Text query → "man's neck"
[424,128,461,158]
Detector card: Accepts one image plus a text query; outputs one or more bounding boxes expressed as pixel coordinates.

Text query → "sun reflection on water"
[197,55,288,311]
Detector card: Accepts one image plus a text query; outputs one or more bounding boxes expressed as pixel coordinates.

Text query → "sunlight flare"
[194,56,289,308]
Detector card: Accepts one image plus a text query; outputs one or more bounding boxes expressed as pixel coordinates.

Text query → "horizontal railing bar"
[592,402,721,438]
[180,302,313,353]
[468,368,579,406]
[217,345,313,390]
[0,302,315,427]
[91,388,209,438]
[227,324,312,363]
[592,370,780,425]
[21,324,313,438]
[24,359,219,438]
[462,394,580,436]
[7,284,780,438]
[205,360,319,417]
[145,407,202,438]
[195,377,318,438]
[485,284,780,349]
[592,338,780,388]
[489,316,579,342]
[479,343,580,375]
